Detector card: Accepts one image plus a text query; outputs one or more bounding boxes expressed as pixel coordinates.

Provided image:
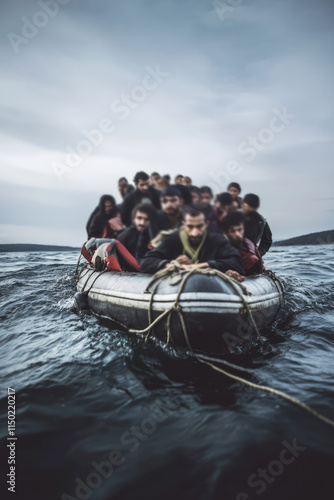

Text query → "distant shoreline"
[0,244,80,253]
[0,229,333,252]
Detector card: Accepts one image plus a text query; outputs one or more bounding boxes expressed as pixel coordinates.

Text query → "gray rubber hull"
[76,268,284,353]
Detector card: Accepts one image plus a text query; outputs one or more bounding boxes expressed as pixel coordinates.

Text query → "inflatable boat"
[75,264,284,353]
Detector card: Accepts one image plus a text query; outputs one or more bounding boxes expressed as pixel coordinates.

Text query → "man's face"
[161,195,181,216]
[228,187,240,200]
[242,202,257,214]
[136,179,150,194]
[175,176,183,184]
[200,193,212,207]
[118,180,127,195]
[134,211,150,231]
[226,224,244,246]
[182,176,192,186]
[104,200,113,215]
[191,191,200,204]
[150,175,161,187]
[183,213,207,247]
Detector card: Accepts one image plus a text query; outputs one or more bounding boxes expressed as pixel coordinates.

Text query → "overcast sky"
[0,0,333,246]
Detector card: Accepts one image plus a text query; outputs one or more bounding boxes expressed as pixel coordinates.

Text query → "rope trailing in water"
[130,264,334,428]
[196,356,334,428]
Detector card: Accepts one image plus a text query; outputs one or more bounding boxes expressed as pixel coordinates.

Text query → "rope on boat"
[129,262,262,346]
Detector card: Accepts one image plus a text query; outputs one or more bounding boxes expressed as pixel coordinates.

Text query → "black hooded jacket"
[244,212,272,257]
[140,231,244,274]
[86,195,117,239]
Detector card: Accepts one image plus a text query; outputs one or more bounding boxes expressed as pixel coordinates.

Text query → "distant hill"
[0,244,80,253]
[274,230,334,247]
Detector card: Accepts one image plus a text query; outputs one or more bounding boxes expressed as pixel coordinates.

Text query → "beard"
[189,236,202,247]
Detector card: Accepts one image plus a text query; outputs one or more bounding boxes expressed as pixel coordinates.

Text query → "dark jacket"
[121,187,161,227]
[87,195,117,239]
[244,212,272,257]
[140,231,244,274]
[136,210,183,261]
[117,225,139,257]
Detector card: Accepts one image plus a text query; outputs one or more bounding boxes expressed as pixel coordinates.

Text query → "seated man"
[221,211,264,276]
[136,186,183,260]
[121,171,161,227]
[117,203,155,257]
[242,194,272,257]
[140,206,244,281]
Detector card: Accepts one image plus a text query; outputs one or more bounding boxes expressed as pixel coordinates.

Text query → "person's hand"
[225,270,244,282]
[175,255,192,265]
[183,262,209,270]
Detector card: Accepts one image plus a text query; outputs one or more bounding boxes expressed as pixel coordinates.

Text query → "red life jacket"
[101,213,125,239]
[81,238,140,272]
[236,238,264,275]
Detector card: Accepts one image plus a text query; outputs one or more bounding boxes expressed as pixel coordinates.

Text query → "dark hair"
[243,193,260,209]
[134,171,149,184]
[150,172,160,178]
[228,182,241,193]
[182,205,207,220]
[174,174,183,183]
[190,186,201,195]
[118,177,128,184]
[161,186,182,199]
[131,203,156,221]
[98,194,117,216]
[217,192,233,206]
[221,211,245,232]
[163,174,171,184]
[200,186,213,197]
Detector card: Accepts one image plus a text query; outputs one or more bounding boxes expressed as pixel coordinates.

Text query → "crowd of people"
[85,171,272,282]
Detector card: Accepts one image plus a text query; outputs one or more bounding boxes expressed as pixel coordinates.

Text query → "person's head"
[163,174,171,186]
[160,186,182,216]
[227,182,241,200]
[190,186,201,205]
[157,177,168,190]
[174,174,184,184]
[242,193,260,213]
[221,211,245,246]
[134,171,150,194]
[118,177,129,198]
[182,176,192,186]
[216,192,234,214]
[182,206,208,247]
[131,203,155,232]
[99,194,116,216]
[150,172,161,187]
[200,186,213,207]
